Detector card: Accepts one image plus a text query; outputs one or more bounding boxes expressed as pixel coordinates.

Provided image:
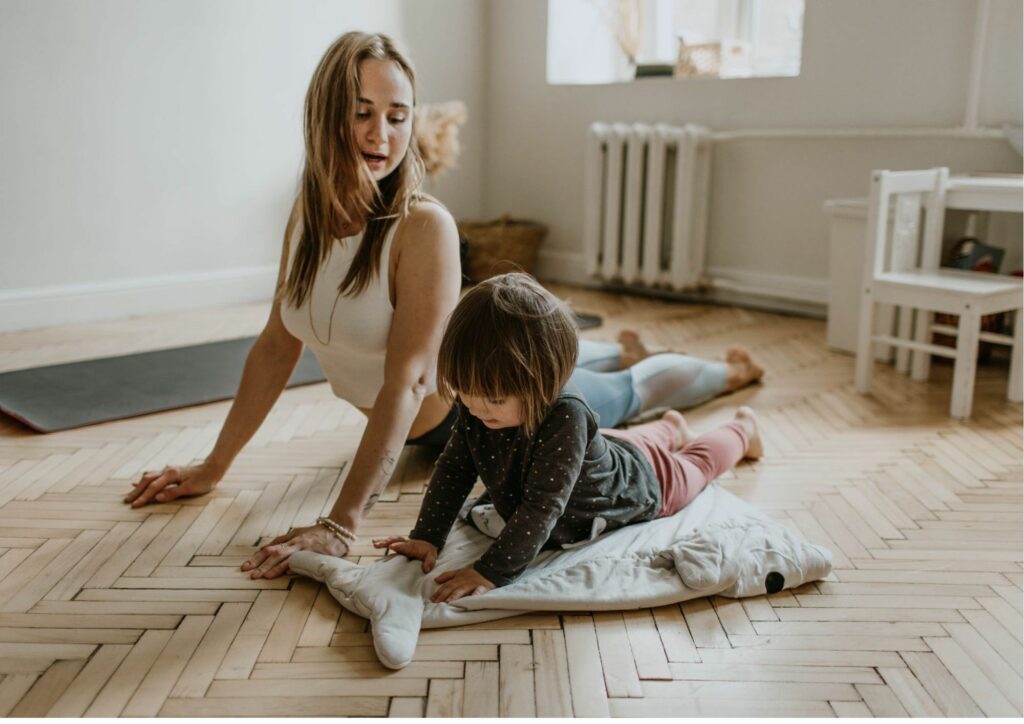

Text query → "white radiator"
[582,122,713,290]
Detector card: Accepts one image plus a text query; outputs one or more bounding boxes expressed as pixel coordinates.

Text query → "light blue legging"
[406,338,730,447]
[571,339,729,428]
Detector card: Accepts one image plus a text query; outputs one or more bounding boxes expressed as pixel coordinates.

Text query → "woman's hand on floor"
[241,524,348,579]
[124,463,220,508]
[431,566,495,603]
[372,536,438,573]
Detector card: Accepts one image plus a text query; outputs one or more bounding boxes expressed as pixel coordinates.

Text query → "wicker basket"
[458,215,547,282]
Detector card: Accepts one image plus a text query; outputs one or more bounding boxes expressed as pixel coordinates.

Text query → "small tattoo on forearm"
[380,450,396,479]
[363,493,380,512]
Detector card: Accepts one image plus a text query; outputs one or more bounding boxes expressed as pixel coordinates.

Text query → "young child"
[372,273,762,603]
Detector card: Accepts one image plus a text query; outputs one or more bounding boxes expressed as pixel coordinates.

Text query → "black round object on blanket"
[765,571,785,594]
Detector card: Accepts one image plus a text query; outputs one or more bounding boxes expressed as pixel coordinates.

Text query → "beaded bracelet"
[316,516,357,547]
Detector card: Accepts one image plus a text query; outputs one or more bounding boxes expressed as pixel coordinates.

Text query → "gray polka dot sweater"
[409,391,660,587]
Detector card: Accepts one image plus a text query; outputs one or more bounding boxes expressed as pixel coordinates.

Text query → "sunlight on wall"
[547,0,804,84]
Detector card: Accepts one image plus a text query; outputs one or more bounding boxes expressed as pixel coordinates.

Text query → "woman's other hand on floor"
[372,536,438,573]
[241,524,349,580]
[124,463,221,508]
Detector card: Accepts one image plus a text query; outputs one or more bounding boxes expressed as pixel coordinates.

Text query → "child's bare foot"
[661,410,697,450]
[733,406,764,460]
[617,329,652,368]
[725,347,765,391]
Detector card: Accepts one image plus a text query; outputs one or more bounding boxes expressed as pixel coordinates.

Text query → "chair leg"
[911,309,932,381]
[950,306,981,419]
[854,290,876,394]
[876,303,895,362]
[1009,309,1022,403]
[895,306,913,374]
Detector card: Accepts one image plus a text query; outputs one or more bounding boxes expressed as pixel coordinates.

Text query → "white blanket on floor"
[290,484,831,669]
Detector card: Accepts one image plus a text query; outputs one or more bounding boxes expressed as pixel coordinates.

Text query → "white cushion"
[290,484,831,669]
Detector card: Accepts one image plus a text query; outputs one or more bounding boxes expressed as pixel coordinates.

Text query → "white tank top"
[280,220,423,408]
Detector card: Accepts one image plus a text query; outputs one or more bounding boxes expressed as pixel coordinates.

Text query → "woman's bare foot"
[733,406,764,460]
[724,347,765,392]
[617,329,653,368]
[661,410,697,450]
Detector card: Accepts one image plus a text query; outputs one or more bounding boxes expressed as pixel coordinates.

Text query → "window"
[547,0,804,84]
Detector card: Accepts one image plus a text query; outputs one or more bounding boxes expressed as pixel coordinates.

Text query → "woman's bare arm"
[327,205,461,527]
[126,205,304,507]
[242,201,461,578]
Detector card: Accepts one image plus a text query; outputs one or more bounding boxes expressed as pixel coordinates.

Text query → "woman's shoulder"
[398,195,456,236]
[391,196,459,267]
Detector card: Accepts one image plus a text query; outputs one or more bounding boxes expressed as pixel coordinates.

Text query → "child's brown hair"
[437,273,579,435]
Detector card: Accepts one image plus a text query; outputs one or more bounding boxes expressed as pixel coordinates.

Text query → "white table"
[946,174,1023,213]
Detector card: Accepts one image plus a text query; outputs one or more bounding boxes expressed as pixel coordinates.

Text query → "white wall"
[0,0,485,331]
[483,0,1024,309]
[399,1,487,220]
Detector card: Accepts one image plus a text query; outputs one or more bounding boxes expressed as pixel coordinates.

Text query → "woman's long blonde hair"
[281,32,425,307]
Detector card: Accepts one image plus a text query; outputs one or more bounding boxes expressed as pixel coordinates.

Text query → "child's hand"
[372,536,438,573]
[432,567,495,603]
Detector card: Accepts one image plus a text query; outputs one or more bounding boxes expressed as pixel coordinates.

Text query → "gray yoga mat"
[0,337,327,433]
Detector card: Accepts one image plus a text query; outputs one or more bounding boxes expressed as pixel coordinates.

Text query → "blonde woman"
[125,32,763,580]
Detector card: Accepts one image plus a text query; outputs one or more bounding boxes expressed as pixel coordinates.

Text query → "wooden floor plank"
[296,585,342,647]
[681,598,730,648]
[292,644,498,663]
[651,603,700,661]
[609,696,834,717]
[388,696,424,717]
[250,661,461,679]
[160,695,388,717]
[562,615,610,717]
[121,614,213,716]
[622,609,672,679]
[960,608,1024,676]
[668,662,881,684]
[47,644,132,716]
[593,612,642,698]
[498,644,535,718]
[461,661,498,717]
[533,628,573,717]
[640,679,860,701]
[216,590,288,680]
[899,650,984,717]
[206,677,428,697]
[424,679,463,717]
[0,674,39,717]
[169,601,250,698]
[924,635,1019,716]
[257,578,319,663]
[8,658,86,716]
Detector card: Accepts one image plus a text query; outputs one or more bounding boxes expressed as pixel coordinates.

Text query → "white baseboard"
[0,266,278,333]
[535,249,827,315]
[705,266,829,306]
[533,248,599,288]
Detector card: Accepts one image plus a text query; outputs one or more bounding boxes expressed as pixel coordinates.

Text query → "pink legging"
[603,419,748,517]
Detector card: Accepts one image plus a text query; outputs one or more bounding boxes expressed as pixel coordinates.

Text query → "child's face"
[459,392,525,429]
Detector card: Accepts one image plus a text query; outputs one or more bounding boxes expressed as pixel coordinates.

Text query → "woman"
[124,32,763,580]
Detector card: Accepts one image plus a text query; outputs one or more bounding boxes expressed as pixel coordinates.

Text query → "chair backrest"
[862,168,949,288]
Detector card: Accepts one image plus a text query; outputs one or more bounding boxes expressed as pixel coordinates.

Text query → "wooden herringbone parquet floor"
[0,284,1020,717]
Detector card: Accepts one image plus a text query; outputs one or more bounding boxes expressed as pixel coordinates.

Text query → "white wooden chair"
[854,168,1023,419]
